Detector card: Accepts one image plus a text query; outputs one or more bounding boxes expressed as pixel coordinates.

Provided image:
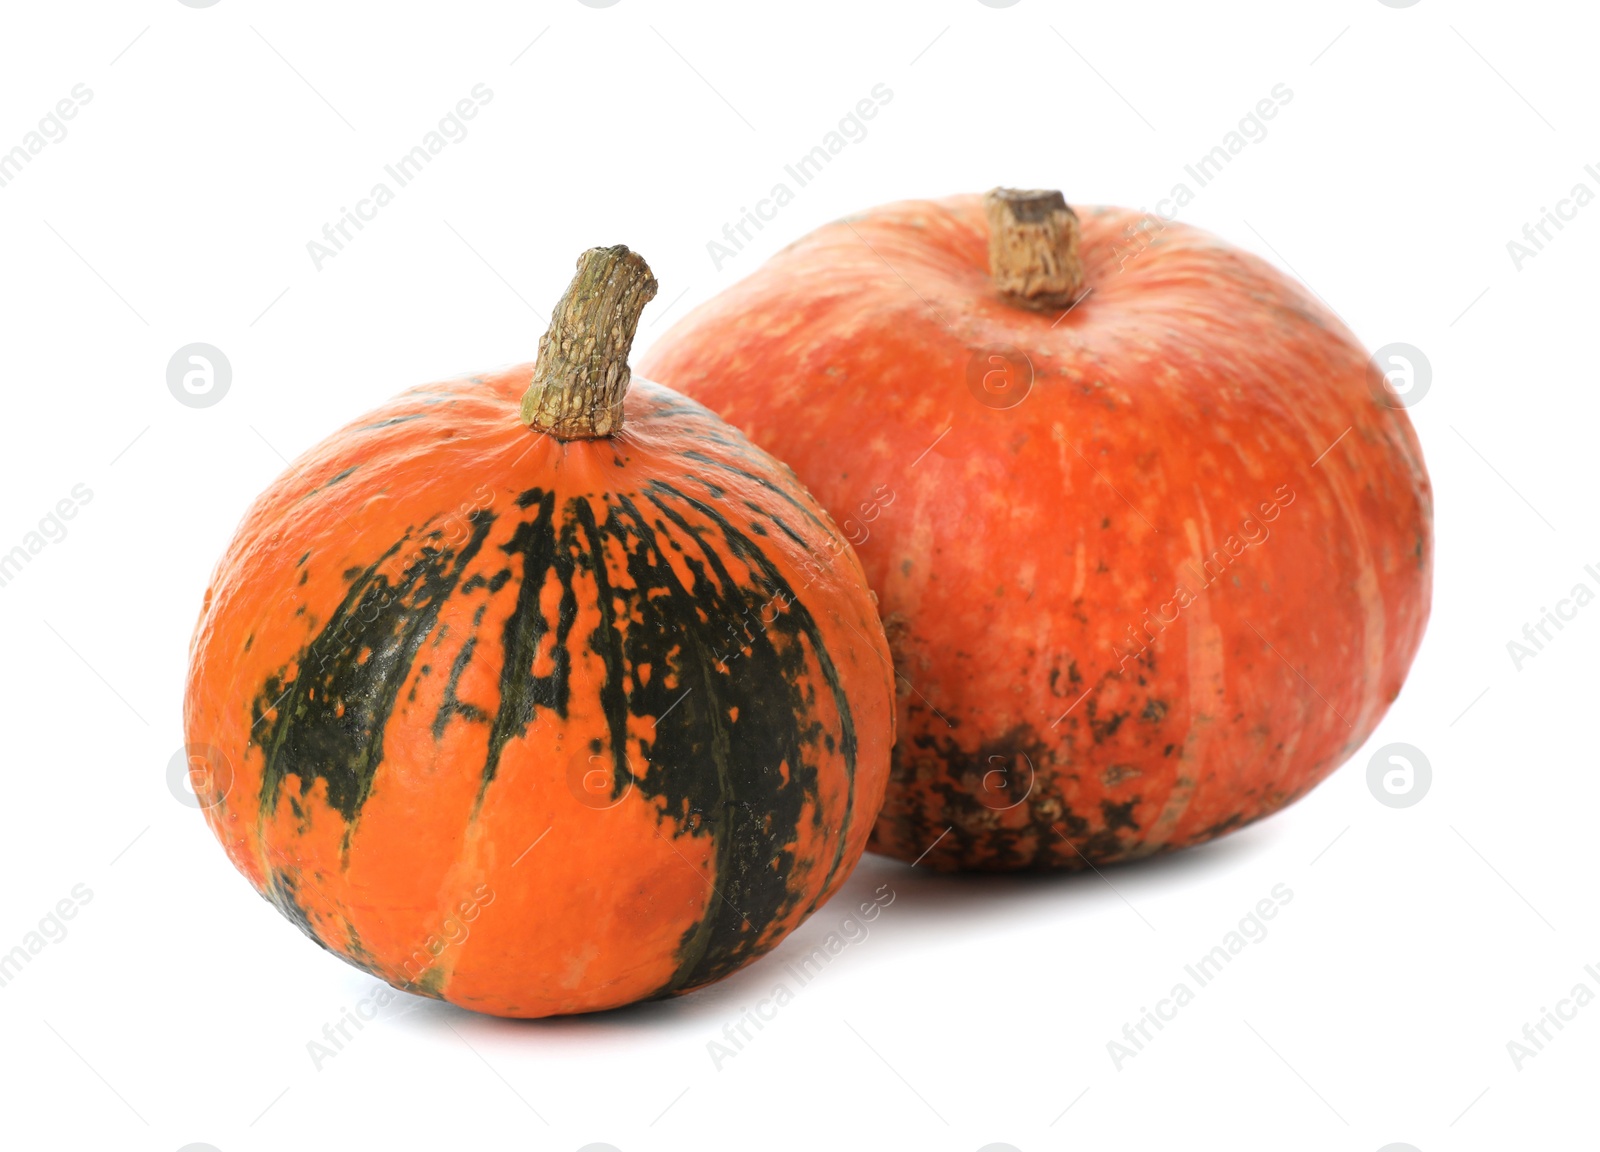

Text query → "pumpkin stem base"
[984,188,1085,311]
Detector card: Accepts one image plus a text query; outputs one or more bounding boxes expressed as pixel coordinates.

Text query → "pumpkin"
[183,246,894,1015]
[640,191,1432,871]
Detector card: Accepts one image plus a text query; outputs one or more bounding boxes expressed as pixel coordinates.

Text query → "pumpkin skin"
[640,194,1432,871]
[182,369,894,1016]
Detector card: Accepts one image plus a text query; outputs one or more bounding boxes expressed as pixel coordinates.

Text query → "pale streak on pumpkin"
[1127,516,1219,858]
[1268,704,1308,813]
[1280,396,1389,745]
[1070,535,1089,603]
[1141,394,1387,853]
[1321,466,1389,743]
[896,495,936,678]
[1049,422,1092,605]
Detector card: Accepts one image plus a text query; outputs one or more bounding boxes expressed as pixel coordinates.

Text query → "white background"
[0,1,1595,1149]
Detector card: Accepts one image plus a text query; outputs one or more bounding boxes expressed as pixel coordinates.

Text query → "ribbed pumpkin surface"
[183,370,894,1015]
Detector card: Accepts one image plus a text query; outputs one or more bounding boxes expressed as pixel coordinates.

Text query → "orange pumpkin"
[183,246,894,1015]
[640,191,1432,871]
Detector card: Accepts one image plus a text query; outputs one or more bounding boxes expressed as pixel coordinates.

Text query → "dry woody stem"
[984,188,1085,311]
[521,245,659,439]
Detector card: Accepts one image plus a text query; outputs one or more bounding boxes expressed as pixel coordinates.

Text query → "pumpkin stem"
[520,245,659,439]
[984,188,1085,311]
